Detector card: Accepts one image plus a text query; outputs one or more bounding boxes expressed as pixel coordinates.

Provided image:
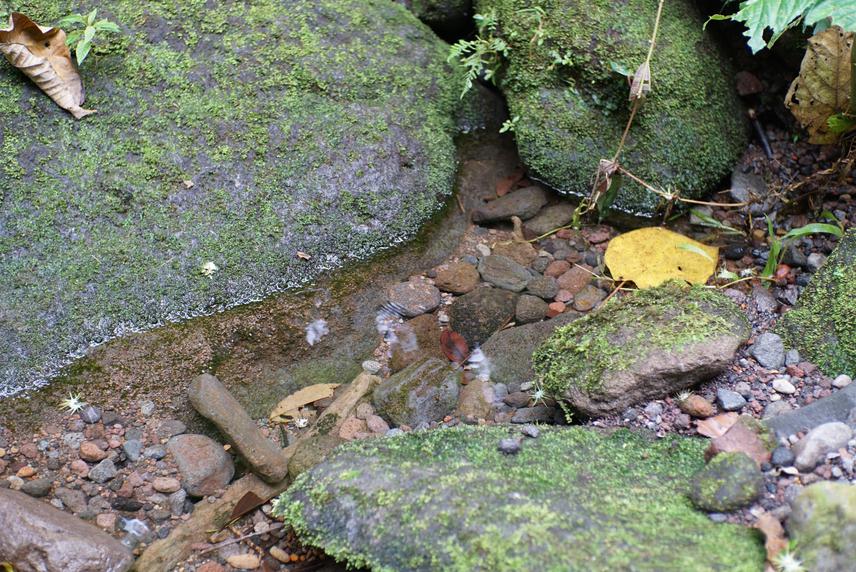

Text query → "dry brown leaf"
[495,168,524,197]
[785,26,854,144]
[0,13,95,119]
[629,61,651,100]
[695,412,738,438]
[604,227,718,289]
[756,513,789,564]
[440,329,469,364]
[296,251,311,260]
[269,383,339,422]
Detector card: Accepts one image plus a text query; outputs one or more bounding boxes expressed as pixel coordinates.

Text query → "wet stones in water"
[526,275,558,300]
[389,314,445,374]
[434,262,480,294]
[689,452,762,512]
[166,434,235,497]
[188,374,288,483]
[716,389,746,412]
[750,333,785,369]
[478,255,530,292]
[524,203,576,236]
[515,295,548,324]
[471,186,548,223]
[372,357,460,427]
[448,287,517,346]
[386,281,442,318]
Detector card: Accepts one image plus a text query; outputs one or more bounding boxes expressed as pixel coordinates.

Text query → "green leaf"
[95,20,120,34]
[65,30,82,47]
[781,222,843,240]
[76,39,92,65]
[828,113,856,134]
[689,209,743,234]
[804,0,856,31]
[596,172,622,221]
[730,0,816,53]
[56,14,86,28]
[609,61,632,77]
[87,8,98,26]
[83,26,96,44]
[677,242,715,263]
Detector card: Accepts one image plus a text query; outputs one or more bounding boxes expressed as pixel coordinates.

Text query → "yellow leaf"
[785,26,854,144]
[269,383,339,422]
[0,13,95,119]
[604,227,718,289]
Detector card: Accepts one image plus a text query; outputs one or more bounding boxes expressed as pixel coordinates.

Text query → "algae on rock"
[274,425,765,571]
[474,0,747,217]
[0,0,464,396]
[779,229,855,377]
[533,283,750,416]
[787,481,856,572]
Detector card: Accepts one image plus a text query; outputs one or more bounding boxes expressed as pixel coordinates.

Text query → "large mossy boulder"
[274,426,765,571]
[779,229,855,377]
[0,0,463,396]
[475,0,746,217]
[787,482,856,572]
[533,283,750,416]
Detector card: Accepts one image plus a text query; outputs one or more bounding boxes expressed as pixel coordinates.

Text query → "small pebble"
[80,406,102,424]
[833,374,852,388]
[521,425,540,439]
[362,360,382,374]
[498,438,521,455]
[772,378,796,394]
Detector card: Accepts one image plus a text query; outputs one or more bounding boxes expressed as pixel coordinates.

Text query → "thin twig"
[601,280,627,305]
[197,523,285,556]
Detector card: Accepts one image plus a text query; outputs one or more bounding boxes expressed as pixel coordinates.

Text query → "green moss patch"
[779,229,855,377]
[0,0,464,396]
[533,283,748,396]
[474,0,746,217]
[274,425,765,571]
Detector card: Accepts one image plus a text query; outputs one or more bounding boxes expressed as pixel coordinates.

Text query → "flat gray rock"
[764,383,856,438]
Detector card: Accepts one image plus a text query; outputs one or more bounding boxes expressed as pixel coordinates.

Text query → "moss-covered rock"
[779,229,855,377]
[474,0,747,217]
[288,433,345,479]
[274,425,765,571]
[372,357,460,427]
[787,481,856,572]
[689,452,762,512]
[0,0,464,396]
[533,283,750,416]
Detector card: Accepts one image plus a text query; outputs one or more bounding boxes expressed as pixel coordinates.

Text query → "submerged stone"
[0,0,463,396]
[475,0,746,217]
[275,426,765,571]
[534,283,749,417]
[779,229,855,377]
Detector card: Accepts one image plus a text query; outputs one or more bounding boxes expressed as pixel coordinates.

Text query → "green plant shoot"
[56,9,120,65]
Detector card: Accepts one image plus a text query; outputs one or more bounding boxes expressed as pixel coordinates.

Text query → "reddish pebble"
[21,443,39,459]
[79,441,107,463]
[196,562,226,572]
[16,466,35,478]
[555,229,573,239]
[70,459,90,477]
[544,260,570,278]
[153,476,181,493]
[108,439,122,449]
[555,289,573,303]
[547,301,565,317]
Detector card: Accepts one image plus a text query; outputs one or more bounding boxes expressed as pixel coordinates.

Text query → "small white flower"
[305,319,329,346]
[294,417,309,429]
[676,390,692,403]
[200,261,219,277]
[773,551,805,572]
[60,392,86,413]
[531,387,548,405]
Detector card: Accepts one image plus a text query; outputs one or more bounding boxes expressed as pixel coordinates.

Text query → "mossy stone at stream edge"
[689,452,763,512]
[475,0,747,217]
[0,0,465,397]
[787,481,856,572]
[274,425,765,571]
[779,229,856,377]
[533,283,749,411]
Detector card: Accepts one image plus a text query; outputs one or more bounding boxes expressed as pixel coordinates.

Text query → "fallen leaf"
[440,329,469,364]
[296,251,311,260]
[629,60,651,100]
[756,513,789,563]
[695,412,739,438]
[228,491,266,522]
[0,13,95,119]
[495,168,524,197]
[705,415,773,466]
[269,383,339,422]
[604,227,719,289]
[785,26,854,144]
